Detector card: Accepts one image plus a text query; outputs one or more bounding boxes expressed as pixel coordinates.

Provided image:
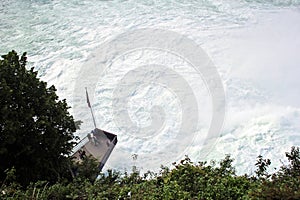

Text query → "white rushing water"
[1,0,300,174]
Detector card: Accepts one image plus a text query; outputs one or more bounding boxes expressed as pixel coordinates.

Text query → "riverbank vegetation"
[1,147,299,199]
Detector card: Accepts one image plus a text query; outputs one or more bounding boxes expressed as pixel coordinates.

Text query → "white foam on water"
[1,0,300,173]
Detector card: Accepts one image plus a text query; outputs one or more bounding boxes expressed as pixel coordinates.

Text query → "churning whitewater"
[1,0,300,174]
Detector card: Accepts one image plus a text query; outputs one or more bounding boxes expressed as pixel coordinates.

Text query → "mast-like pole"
[85,87,97,129]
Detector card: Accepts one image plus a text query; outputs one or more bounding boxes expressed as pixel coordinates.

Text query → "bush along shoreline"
[0,146,299,200]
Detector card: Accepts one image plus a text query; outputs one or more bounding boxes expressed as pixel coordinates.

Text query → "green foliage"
[72,155,100,182]
[0,147,299,199]
[0,51,77,186]
[284,146,300,176]
[74,120,83,130]
[164,155,251,200]
[250,146,300,199]
[255,155,271,178]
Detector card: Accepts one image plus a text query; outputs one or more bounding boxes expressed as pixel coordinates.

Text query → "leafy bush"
[250,146,300,199]
[0,147,299,199]
[0,51,77,186]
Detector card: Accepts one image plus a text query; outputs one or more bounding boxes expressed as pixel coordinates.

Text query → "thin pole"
[90,106,97,129]
[85,87,97,129]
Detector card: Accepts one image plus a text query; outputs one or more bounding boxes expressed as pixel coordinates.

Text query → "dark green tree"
[250,146,300,199]
[0,51,77,186]
[255,155,271,178]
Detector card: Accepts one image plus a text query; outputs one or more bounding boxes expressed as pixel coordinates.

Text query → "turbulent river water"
[1,0,300,173]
